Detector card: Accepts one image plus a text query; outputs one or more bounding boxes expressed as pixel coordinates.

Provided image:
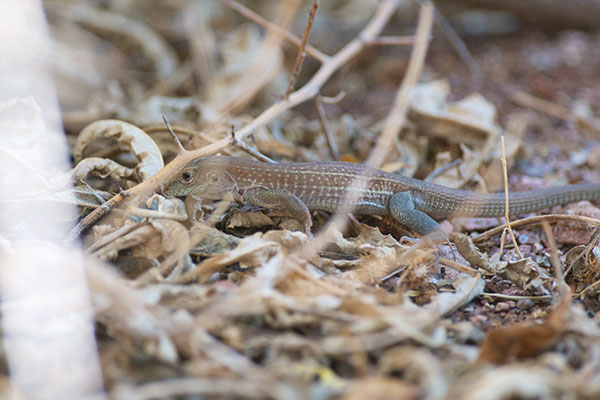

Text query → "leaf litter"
[4,0,600,398]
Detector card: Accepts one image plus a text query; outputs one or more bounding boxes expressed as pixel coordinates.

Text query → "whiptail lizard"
[164,156,600,236]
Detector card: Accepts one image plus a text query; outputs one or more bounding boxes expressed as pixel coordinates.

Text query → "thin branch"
[367,1,434,168]
[230,127,277,164]
[220,0,329,63]
[162,116,187,155]
[64,0,403,243]
[425,1,482,88]
[500,135,524,259]
[369,35,418,46]
[473,214,600,243]
[285,0,319,97]
[315,96,339,160]
[312,0,433,247]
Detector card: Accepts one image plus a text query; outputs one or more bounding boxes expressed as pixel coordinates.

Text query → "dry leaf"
[478,295,570,364]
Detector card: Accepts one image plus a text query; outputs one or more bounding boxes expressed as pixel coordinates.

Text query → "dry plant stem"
[65,0,403,242]
[315,96,339,160]
[425,158,462,182]
[310,0,432,248]
[369,35,419,46]
[230,130,276,164]
[541,219,569,298]
[285,0,319,97]
[577,279,600,298]
[474,214,600,243]
[219,0,329,63]
[484,293,552,301]
[162,116,187,154]
[427,2,482,86]
[500,136,524,259]
[144,124,220,150]
[513,90,573,120]
[219,0,301,114]
[367,1,433,168]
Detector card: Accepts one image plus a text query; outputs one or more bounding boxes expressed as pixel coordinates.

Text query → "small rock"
[517,298,535,310]
[495,302,510,312]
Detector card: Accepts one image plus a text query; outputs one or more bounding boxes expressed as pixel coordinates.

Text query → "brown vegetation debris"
[5,0,600,399]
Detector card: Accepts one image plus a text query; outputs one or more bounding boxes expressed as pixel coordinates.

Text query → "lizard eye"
[180,170,194,184]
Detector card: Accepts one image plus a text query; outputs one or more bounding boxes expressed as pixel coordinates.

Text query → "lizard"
[164,155,600,237]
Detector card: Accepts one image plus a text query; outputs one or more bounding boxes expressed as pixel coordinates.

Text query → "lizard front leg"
[242,188,312,234]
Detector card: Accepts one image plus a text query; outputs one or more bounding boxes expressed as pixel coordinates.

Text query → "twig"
[312,0,433,247]
[541,219,568,299]
[426,2,482,88]
[367,1,434,168]
[162,116,187,155]
[318,91,346,104]
[219,0,329,63]
[500,135,524,259]
[230,127,277,164]
[425,158,462,183]
[64,0,403,243]
[315,96,339,160]
[512,90,573,120]
[483,293,552,301]
[285,0,319,98]
[473,214,600,243]
[369,35,418,46]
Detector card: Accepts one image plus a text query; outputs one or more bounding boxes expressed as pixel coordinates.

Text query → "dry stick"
[312,0,433,248]
[426,2,482,88]
[285,0,318,98]
[425,158,462,183]
[162,116,187,155]
[230,127,277,164]
[219,0,329,63]
[315,96,340,160]
[474,214,600,243]
[219,0,301,115]
[369,35,419,46]
[64,0,403,244]
[500,135,524,259]
[541,220,569,299]
[367,1,433,168]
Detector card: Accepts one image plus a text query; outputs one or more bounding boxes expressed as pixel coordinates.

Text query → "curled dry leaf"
[178,234,282,284]
[144,194,187,221]
[409,79,502,146]
[478,295,570,364]
[452,232,549,291]
[72,157,137,186]
[409,79,509,187]
[73,119,164,181]
[496,258,550,292]
[426,273,485,317]
[189,223,240,257]
[88,219,190,278]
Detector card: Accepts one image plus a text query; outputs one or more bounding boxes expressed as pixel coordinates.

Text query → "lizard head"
[164,157,237,199]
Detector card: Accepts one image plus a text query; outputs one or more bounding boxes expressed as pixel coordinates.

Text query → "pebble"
[517,298,535,310]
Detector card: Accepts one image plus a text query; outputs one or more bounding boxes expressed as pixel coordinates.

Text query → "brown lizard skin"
[164,156,600,235]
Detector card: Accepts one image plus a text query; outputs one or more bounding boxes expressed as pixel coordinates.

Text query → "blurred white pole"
[0,1,105,399]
